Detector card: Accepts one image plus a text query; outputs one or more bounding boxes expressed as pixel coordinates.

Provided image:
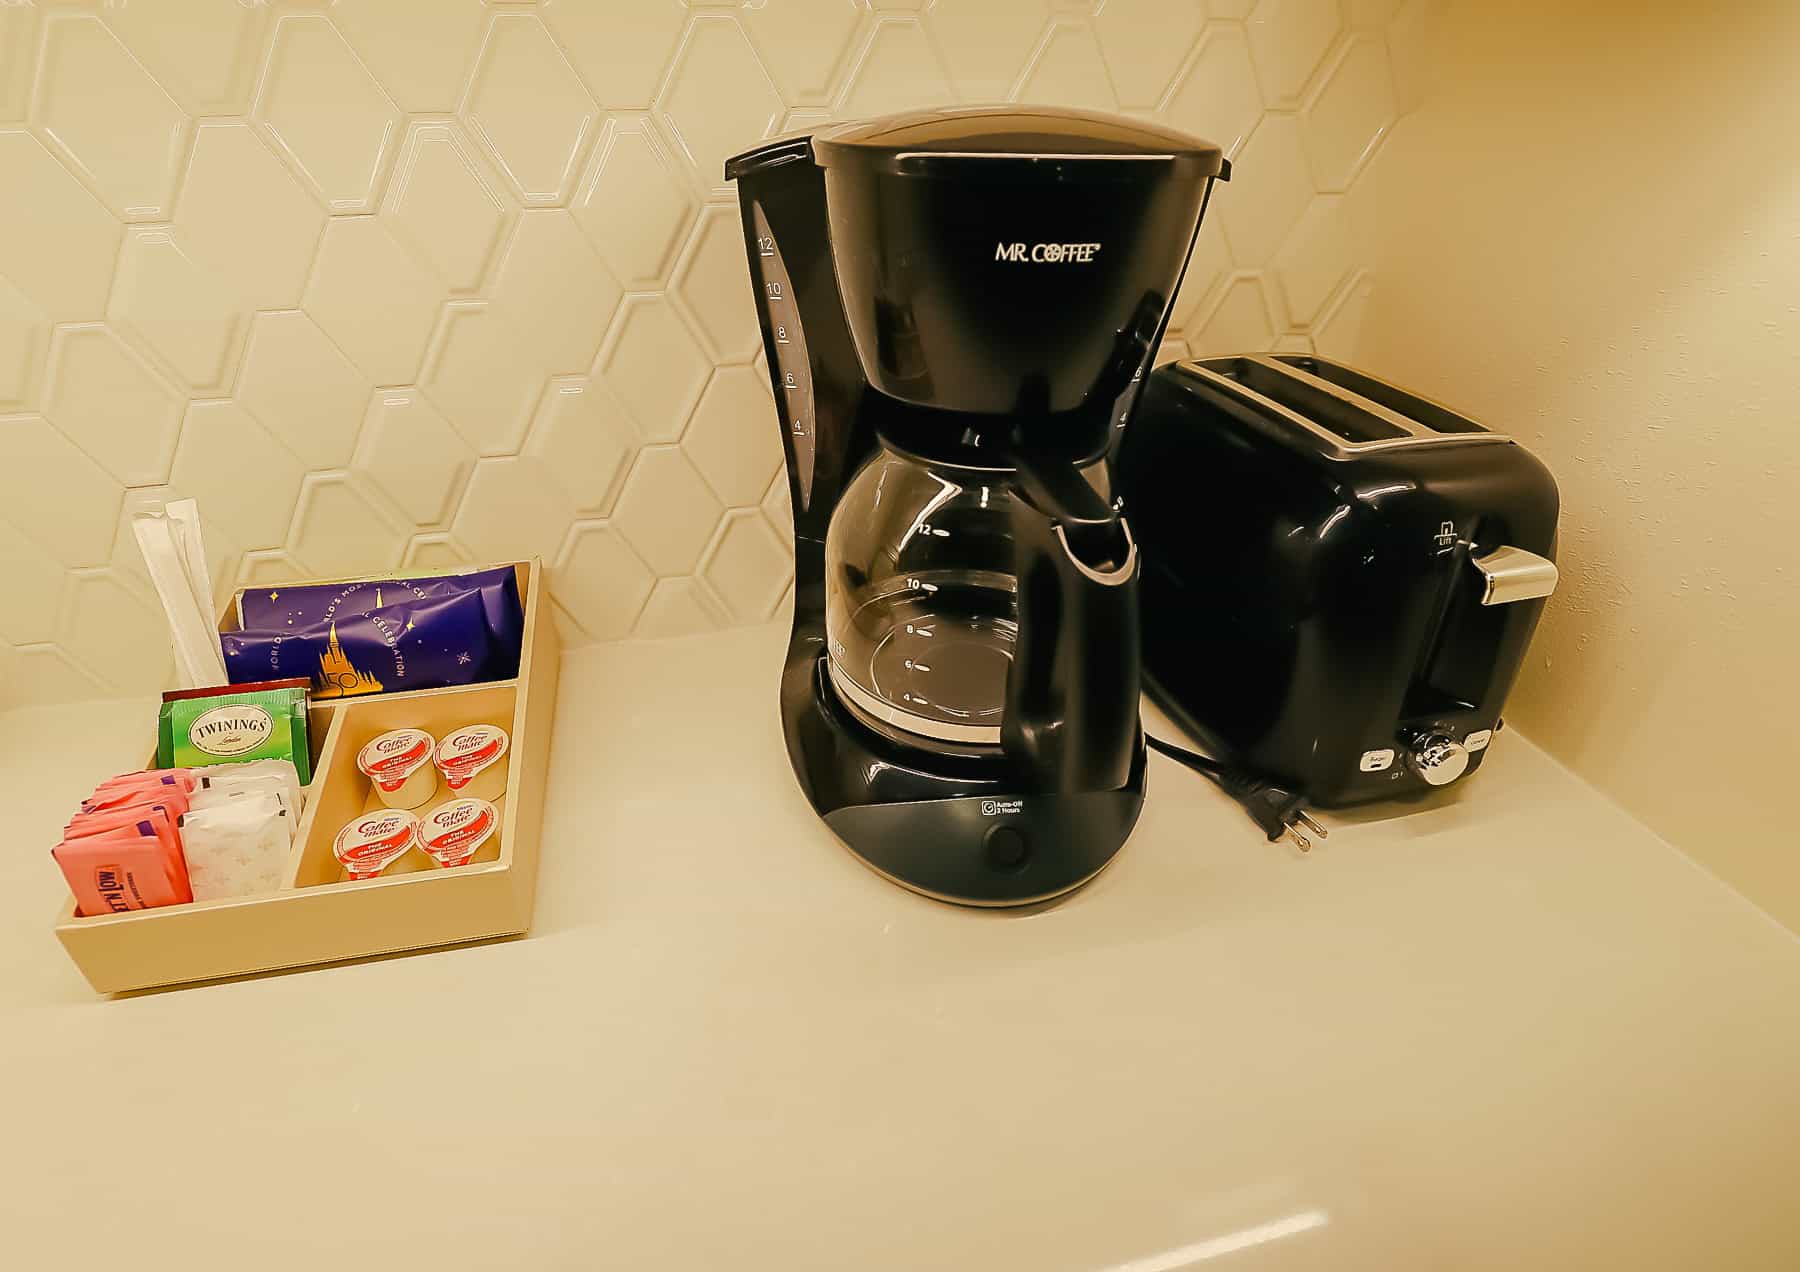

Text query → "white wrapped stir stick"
[132,498,228,688]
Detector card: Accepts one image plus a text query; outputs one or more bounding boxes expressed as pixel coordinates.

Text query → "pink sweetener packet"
[64,803,186,869]
[84,769,197,811]
[92,767,196,790]
[75,785,192,823]
[53,822,193,916]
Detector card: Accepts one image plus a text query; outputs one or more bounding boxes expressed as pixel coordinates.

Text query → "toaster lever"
[1471,545,1559,605]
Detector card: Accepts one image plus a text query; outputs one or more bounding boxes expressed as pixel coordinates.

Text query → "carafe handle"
[1003,450,1142,792]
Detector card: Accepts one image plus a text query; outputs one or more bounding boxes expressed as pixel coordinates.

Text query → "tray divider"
[282,701,346,890]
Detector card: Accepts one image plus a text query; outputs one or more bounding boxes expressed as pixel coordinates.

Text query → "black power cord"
[1145,733,1328,852]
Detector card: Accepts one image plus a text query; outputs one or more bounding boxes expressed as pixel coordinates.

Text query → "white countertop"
[3,623,1798,1270]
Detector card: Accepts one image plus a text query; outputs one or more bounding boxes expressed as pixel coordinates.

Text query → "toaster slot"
[1270,355,1490,436]
[1198,356,1411,443]
[1403,518,1543,723]
[1403,588,1488,721]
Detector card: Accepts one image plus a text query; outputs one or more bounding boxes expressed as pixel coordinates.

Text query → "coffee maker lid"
[812,106,1227,181]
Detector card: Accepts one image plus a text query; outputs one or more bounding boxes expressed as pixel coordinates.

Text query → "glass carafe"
[824,448,1022,746]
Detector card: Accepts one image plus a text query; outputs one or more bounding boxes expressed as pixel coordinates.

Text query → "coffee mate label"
[333,809,420,879]
[356,729,434,793]
[418,798,497,869]
[434,725,509,792]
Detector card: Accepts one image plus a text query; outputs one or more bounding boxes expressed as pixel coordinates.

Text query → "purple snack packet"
[222,590,496,699]
[235,566,523,679]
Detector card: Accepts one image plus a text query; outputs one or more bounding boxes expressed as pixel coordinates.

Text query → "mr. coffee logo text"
[994,242,1102,263]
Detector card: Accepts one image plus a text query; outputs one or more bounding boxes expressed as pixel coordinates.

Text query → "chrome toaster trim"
[1471,545,1560,605]
[1174,354,1515,460]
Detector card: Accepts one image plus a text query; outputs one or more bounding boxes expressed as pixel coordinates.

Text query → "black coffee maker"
[726,108,1227,905]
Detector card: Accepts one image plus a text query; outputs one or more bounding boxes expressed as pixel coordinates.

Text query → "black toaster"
[1116,354,1560,806]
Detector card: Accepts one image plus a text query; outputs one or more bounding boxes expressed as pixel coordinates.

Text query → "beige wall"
[0,0,1425,709]
[1344,0,1800,926]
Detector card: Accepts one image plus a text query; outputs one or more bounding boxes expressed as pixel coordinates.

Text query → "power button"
[983,825,1030,872]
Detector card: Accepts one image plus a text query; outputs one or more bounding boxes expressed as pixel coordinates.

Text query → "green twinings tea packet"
[157,681,312,784]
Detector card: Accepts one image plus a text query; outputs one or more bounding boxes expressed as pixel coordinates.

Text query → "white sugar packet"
[198,758,305,821]
[189,779,295,834]
[180,793,290,902]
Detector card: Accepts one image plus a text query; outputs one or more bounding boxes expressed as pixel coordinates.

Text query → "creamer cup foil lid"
[334,809,420,879]
[418,798,498,868]
[434,725,509,791]
[357,729,435,793]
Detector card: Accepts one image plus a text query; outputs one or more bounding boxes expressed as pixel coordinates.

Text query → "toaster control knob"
[1407,733,1470,786]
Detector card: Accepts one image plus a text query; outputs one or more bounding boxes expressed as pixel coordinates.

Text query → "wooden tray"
[52,559,560,994]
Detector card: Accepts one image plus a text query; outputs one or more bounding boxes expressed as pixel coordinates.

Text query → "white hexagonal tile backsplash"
[0,0,1419,708]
